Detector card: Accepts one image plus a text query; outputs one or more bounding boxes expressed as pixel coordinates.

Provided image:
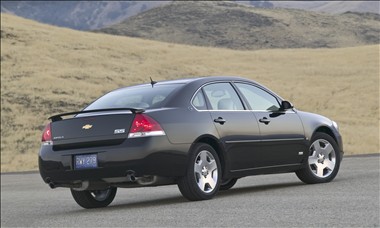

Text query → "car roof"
[140,76,258,86]
[110,76,285,108]
[118,76,263,96]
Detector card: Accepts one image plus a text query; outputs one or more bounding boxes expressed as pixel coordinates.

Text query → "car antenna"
[150,77,157,88]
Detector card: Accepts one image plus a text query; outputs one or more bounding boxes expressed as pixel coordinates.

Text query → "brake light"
[128,114,165,138]
[41,123,53,145]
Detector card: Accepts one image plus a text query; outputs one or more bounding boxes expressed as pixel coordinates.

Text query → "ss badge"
[114,129,125,134]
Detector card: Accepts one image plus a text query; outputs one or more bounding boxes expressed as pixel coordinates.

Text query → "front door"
[234,83,306,167]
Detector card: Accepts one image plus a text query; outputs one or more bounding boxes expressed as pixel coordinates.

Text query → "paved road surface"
[1,155,379,227]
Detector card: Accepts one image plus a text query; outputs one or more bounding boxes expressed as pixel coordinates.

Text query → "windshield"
[84,84,183,110]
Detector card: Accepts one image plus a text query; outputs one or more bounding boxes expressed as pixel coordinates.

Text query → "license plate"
[74,154,97,169]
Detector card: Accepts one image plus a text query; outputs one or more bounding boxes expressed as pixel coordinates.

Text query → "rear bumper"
[39,136,191,185]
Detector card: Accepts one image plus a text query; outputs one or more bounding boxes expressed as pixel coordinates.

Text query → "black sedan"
[39,76,343,208]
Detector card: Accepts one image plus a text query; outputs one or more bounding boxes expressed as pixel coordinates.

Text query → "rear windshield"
[84,84,183,110]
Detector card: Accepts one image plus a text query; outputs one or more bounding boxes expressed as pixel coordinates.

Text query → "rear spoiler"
[48,108,145,122]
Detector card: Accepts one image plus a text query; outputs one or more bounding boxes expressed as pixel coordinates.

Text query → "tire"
[70,187,117,209]
[220,178,238,191]
[177,143,221,201]
[296,132,341,184]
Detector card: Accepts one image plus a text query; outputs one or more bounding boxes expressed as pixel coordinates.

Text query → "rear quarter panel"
[147,108,218,144]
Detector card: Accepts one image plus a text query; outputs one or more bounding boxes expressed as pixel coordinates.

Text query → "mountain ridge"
[96,1,380,50]
[0,1,168,30]
[268,1,380,14]
[1,1,378,31]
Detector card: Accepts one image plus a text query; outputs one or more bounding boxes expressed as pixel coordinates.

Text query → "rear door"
[201,82,261,171]
[234,83,306,167]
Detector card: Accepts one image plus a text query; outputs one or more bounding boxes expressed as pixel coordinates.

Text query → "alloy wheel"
[308,139,336,178]
[194,150,218,193]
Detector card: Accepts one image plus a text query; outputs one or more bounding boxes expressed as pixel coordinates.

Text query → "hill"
[269,1,380,14]
[1,1,378,32]
[1,13,379,172]
[0,1,168,30]
[96,1,380,50]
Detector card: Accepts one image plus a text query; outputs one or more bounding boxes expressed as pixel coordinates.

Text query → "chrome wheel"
[194,150,218,193]
[308,139,336,178]
[178,143,221,201]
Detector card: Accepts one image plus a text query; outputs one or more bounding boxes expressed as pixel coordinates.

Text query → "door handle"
[259,117,270,125]
[214,117,226,125]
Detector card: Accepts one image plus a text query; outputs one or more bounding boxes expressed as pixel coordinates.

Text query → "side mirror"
[281,100,294,110]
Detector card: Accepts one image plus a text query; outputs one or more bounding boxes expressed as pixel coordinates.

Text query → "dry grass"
[1,13,379,172]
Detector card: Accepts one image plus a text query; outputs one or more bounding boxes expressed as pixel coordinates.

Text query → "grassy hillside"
[1,13,379,172]
[97,1,380,50]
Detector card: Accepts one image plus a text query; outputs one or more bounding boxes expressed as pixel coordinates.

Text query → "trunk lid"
[51,112,134,150]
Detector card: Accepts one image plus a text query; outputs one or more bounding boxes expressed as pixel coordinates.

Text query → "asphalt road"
[1,155,379,227]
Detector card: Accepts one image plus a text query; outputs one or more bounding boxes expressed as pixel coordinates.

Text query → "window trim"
[191,88,208,111]
[190,81,249,112]
[232,81,295,113]
[190,80,295,113]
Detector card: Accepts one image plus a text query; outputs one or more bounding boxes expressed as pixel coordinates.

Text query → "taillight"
[128,114,165,138]
[41,123,53,145]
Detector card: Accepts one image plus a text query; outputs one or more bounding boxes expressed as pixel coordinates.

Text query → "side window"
[203,83,244,110]
[192,90,207,110]
[235,83,280,111]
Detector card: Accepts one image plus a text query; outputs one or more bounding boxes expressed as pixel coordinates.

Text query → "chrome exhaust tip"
[126,170,136,182]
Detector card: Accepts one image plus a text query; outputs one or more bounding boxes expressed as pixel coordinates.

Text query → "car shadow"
[63,181,304,213]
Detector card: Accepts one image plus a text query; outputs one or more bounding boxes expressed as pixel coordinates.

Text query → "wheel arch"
[191,134,227,177]
[296,127,342,184]
[314,126,338,143]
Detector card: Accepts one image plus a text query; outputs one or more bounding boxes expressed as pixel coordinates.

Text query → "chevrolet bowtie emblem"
[82,124,93,130]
